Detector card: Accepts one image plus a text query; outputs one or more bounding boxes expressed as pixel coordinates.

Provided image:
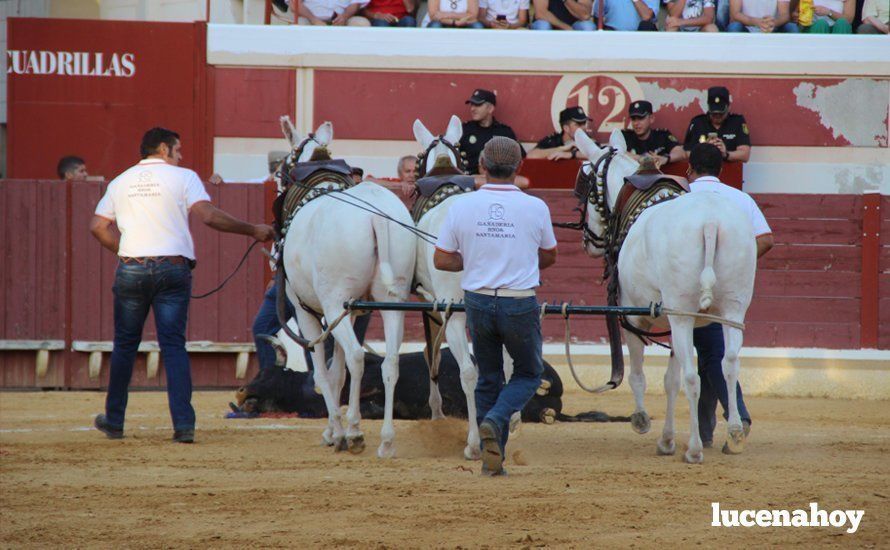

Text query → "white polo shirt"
[480,0,530,24]
[436,183,557,291]
[95,158,211,260]
[689,176,772,237]
[304,0,370,19]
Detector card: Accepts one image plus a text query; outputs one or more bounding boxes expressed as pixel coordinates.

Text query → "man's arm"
[433,248,463,271]
[539,247,557,270]
[332,2,363,24]
[756,233,774,258]
[565,0,593,20]
[727,144,751,163]
[190,201,275,241]
[89,216,120,253]
[527,144,573,159]
[773,0,791,26]
[729,0,760,25]
[631,0,655,20]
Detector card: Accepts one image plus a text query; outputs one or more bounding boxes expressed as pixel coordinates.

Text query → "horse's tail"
[371,214,398,297]
[699,221,718,312]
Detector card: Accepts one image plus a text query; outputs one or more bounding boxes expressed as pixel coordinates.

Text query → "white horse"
[278,118,416,458]
[574,128,756,464]
[411,115,482,460]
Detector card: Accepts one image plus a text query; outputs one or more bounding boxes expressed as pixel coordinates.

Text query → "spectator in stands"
[480,0,530,27]
[621,101,684,166]
[397,155,417,196]
[804,0,854,31]
[530,0,596,29]
[362,0,417,26]
[423,0,485,26]
[528,107,592,161]
[856,0,889,32]
[351,167,365,184]
[664,0,720,30]
[57,156,88,181]
[592,0,659,29]
[295,0,372,25]
[459,89,525,174]
[727,0,799,31]
[683,86,751,164]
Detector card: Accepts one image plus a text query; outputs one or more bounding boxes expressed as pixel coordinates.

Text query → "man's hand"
[375,12,399,22]
[400,180,415,197]
[547,150,574,161]
[708,137,728,156]
[493,18,510,28]
[310,16,328,25]
[208,173,224,186]
[665,15,683,29]
[332,12,349,25]
[253,224,276,242]
[813,5,830,16]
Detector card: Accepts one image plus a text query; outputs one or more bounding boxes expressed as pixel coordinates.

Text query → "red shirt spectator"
[365,0,412,18]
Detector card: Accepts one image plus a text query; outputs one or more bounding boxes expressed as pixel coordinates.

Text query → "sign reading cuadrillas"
[7,50,136,77]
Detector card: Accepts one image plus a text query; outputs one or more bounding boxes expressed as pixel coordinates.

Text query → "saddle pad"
[416,174,476,198]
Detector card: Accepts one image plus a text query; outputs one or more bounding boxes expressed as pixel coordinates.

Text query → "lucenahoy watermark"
[711,502,864,534]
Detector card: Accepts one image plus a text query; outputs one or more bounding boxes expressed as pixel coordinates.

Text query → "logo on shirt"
[488,203,505,220]
[476,203,515,240]
[468,135,477,144]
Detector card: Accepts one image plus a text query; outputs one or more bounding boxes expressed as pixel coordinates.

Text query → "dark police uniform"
[620,128,679,158]
[682,113,751,153]
[460,119,524,174]
[535,132,568,150]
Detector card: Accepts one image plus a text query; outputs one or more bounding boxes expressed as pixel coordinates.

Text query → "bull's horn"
[257,334,288,368]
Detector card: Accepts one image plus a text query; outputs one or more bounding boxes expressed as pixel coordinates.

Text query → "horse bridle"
[555,147,618,251]
[415,135,467,178]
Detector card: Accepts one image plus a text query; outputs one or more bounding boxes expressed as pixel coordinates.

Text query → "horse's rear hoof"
[334,438,348,452]
[347,435,366,454]
[684,450,704,464]
[464,445,481,461]
[723,427,746,455]
[536,379,552,396]
[541,408,556,425]
[630,411,651,434]
[656,439,675,456]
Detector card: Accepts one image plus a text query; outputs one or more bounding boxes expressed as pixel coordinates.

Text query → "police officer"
[621,100,684,167]
[683,86,751,163]
[528,106,593,160]
[459,89,525,174]
[90,127,275,443]
[434,136,557,476]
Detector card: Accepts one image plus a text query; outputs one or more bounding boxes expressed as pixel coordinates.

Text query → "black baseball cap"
[628,100,653,118]
[559,106,592,125]
[466,89,497,106]
[707,86,731,113]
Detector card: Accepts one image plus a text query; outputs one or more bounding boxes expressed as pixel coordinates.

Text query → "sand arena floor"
[1,389,888,548]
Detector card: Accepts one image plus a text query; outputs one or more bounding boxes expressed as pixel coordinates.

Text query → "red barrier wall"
[0,180,883,389]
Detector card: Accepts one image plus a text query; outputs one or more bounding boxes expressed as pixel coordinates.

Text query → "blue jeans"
[726,20,800,32]
[465,291,544,453]
[694,323,751,442]
[428,20,485,28]
[531,19,596,30]
[253,283,372,370]
[106,259,194,431]
[715,0,730,29]
[370,15,417,27]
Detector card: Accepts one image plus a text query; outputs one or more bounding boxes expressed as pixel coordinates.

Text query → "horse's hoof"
[723,426,746,455]
[347,435,366,455]
[630,411,651,434]
[656,439,676,456]
[377,442,396,459]
[684,450,704,464]
[334,438,348,452]
[536,379,552,396]
[464,445,481,461]
[541,408,556,425]
[322,427,335,446]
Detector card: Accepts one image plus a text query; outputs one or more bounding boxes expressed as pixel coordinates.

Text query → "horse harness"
[575,149,690,343]
[410,174,476,223]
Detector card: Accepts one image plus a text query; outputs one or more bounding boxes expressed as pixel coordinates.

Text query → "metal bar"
[345,300,660,317]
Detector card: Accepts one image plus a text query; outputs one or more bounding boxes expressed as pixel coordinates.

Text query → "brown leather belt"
[119,255,188,265]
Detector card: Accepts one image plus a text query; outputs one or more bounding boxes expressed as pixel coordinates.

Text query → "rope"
[191,240,261,299]
[660,308,746,330]
[561,303,608,393]
[429,302,454,383]
[305,306,352,349]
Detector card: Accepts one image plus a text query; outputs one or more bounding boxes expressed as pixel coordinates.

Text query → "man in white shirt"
[434,137,557,476]
[479,0,530,28]
[90,127,275,443]
[687,143,773,449]
[297,0,371,25]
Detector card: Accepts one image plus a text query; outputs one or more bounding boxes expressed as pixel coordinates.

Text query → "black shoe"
[702,440,713,449]
[173,429,195,443]
[479,420,504,476]
[94,414,124,439]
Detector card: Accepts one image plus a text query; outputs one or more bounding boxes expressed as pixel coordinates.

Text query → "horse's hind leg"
[324,305,367,455]
[670,316,703,464]
[295,308,342,448]
[446,313,480,460]
[377,309,404,458]
[657,351,680,456]
[721,321,746,455]
[626,331,651,435]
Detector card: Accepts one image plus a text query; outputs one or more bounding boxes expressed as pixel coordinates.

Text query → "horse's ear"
[413,119,435,149]
[444,115,462,144]
[315,121,334,146]
[609,129,628,152]
[280,115,299,147]
[574,129,603,160]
